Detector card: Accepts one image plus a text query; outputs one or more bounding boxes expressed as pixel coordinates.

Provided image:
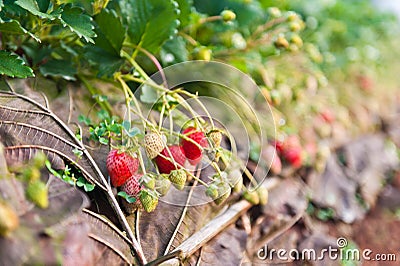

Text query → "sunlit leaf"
[120,0,180,53]
[0,50,34,78]
[15,0,57,19]
[60,5,96,43]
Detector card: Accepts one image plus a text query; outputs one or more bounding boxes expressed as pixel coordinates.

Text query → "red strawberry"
[181,127,208,165]
[271,140,284,154]
[106,149,139,187]
[155,145,186,174]
[282,147,302,168]
[320,109,335,124]
[121,174,143,196]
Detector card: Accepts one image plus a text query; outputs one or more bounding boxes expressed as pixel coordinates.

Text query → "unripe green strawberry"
[0,201,19,236]
[243,190,260,205]
[274,35,289,49]
[286,11,298,22]
[168,169,187,190]
[221,10,236,22]
[139,191,158,213]
[144,132,165,159]
[290,34,303,48]
[33,152,47,168]
[205,183,219,199]
[257,187,268,205]
[155,174,171,196]
[268,7,281,18]
[233,177,243,193]
[142,175,156,190]
[195,47,212,61]
[227,169,243,192]
[207,130,222,148]
[26,180,48,208]
[289,21,301,32]
[214,182,231,205]
[22,167,41,182]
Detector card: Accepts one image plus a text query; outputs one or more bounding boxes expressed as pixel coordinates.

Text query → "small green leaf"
[39,59,76,80]
[78,114,91,126]
[45,160,61,178]
[60,5,96,43]
[76,177,85,187]
[0,50,34,78]
[83,182,95,192]
[97,109,110,120]
[120,0,180,53]
[76,176,95,191]
[99,137,109,145]
[122,120,131,132]
[118,191,137,203]
[140,84,159,104]
[72,148,83,158]
[128,128,140,138]
[107,123,121,134]
[15,0,56,19]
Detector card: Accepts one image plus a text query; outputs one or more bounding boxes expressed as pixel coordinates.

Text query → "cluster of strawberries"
[106,126,221,212]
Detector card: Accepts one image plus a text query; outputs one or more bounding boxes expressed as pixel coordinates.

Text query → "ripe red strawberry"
[320,109,335,124]
[121,174,143,196]
[282,147,302,168]
[272,140,284,154]
[154,145,186,174]
[106,149,139,187]
[181,127,208,165]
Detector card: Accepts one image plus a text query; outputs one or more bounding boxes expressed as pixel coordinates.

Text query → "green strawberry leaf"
[15,0,57,19]
[94,8,125,54]
[39,59,77,80]
[140,84,159,104]
[118,191,137,203]
[0,18,40,42]
[0,50,34,78]
[60,5,96,43]
[77,176,95,192]
[120,0,180,53]
[175,0,193,28]
[84,46,124,77]
[36,0,49,13]
[161,36,188,65]
[0,0,3,12]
